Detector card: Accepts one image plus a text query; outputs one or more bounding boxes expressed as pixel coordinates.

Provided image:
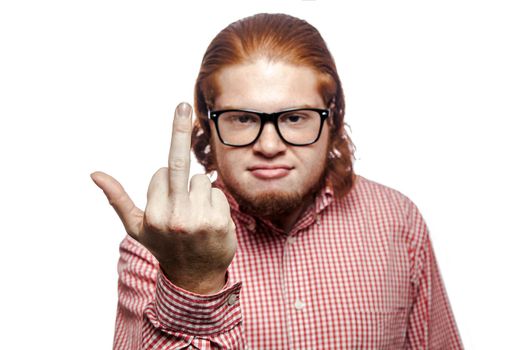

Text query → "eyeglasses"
[208,108,330,147]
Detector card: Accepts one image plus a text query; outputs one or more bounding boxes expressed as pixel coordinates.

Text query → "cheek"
[307,129,330,163]
[221,152,241,171]
[211,125,242,168]
[212,141,245,173]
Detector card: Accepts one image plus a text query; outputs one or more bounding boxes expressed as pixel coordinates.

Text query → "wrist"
[154,270,243,336]
[160,266,227,295]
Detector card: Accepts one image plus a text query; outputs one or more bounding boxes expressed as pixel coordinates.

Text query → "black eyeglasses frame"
[207,107,330,147]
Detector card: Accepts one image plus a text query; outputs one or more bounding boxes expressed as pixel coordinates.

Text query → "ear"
[327,97,337,128]
[327,110,336,129]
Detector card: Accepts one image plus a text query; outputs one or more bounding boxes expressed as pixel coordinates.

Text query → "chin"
[235,189,305,217]
[249,179,295,193]
[218,167,326,217]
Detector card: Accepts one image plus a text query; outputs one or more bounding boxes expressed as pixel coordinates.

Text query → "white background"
[1,0,524,348]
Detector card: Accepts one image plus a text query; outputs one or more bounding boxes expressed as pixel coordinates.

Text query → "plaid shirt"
[114,175,463,349]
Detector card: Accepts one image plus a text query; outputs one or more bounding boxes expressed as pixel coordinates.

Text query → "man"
[91,13,463,349]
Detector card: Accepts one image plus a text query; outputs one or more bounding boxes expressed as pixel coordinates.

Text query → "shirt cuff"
[154,269,243,336]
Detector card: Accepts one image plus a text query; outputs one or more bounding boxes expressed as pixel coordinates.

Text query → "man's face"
[210,59,330,217]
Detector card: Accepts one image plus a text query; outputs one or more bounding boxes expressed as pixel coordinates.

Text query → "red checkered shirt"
[114,175,463,349]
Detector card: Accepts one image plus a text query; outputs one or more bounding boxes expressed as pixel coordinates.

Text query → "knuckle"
[169,157,189,171]
[191,213,212,232]
[211,187,226,200]
[144,212,162,231]
[229,219,237,232]
[144,204,169,231]
[173,120,192,133]
[153,167,169,178]
[167,216,188,233]
[193,173,209,182]
[216,220,230,234]
[108,192,128,210]
[208,214,230,234]
[148,168,168,194]
[211,189,231,209]
[191,174,211,186]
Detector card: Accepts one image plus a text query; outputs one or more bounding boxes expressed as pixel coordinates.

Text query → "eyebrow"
[213,104,320,111]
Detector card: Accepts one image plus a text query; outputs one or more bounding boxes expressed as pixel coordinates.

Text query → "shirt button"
[247,221,256,231]
[294,299,306,310]
[227,294,238,306]
[287,236,296,245]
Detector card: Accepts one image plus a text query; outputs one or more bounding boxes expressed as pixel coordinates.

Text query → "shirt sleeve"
[405,201,464,349]
[113,235,245,350]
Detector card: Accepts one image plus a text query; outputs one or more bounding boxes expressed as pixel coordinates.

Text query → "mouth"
[248,165,293,180]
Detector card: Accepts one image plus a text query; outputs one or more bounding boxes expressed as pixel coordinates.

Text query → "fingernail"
[175,102,191,118]
[90,172,99,184]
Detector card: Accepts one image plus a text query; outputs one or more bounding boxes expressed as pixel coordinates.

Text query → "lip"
[248,165,293,180]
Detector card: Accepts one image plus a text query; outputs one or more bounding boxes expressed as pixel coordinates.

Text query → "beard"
[214,156,329,219]
[233,187,315,218]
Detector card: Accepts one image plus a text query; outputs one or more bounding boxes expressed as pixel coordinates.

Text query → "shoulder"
[346,174,419,216]
[339,175,430,242]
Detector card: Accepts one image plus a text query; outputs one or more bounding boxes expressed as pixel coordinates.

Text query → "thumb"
[90,171,143,240]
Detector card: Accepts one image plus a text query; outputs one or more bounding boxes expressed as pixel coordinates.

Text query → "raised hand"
[91,102,237,295]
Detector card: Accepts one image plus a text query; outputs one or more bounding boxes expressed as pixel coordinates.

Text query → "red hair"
[192,13,356,197]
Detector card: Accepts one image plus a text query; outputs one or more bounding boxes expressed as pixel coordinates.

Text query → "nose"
[252,122,287,157]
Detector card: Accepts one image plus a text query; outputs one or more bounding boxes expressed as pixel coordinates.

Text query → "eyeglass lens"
[217,109,323,146]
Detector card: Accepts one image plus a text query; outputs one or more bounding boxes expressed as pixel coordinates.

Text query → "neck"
[263,194,314,234]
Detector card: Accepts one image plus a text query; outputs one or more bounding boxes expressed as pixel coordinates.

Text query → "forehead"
[213,59,325,112]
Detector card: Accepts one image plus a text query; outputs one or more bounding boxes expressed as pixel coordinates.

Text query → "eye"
[280,111,312,124]
[284,114,303,123]
[222,112,259,125]
[235,114,258,124]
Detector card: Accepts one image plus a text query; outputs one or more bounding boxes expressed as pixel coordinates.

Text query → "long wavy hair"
[192,13,357,198]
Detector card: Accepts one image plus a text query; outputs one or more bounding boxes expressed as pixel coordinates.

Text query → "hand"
[91,102,237,294]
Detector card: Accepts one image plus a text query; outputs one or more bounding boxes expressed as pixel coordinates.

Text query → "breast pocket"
[349,307,409,349]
